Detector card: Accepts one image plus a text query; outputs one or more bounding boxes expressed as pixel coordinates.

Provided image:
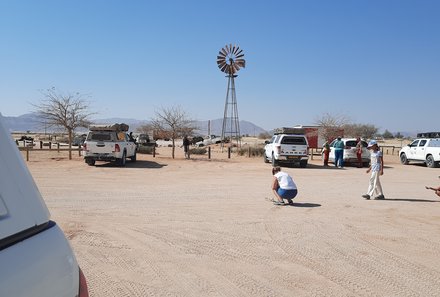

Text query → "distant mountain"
[2,114,267,136]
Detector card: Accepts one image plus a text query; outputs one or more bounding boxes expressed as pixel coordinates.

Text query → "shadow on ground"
[288,202,321,207]
[91,160,167,169]
[376,197,440,203]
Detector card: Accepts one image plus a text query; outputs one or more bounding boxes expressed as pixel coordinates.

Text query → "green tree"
[382,129,394,139]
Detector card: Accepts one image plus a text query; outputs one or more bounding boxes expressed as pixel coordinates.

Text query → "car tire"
[362,162,370,167]
[400,153,409,165]
[86,159,95,166]
[271,153,278,166]
[263,153,269,163]
[299,160,308,168]
[426,155,437,168]
[118,152,126,167]
[131,151,137,162]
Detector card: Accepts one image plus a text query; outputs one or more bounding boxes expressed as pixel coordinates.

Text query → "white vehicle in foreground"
[0,114,89,297]
[399,133,440,168]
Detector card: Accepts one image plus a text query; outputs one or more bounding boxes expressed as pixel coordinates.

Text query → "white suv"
[264,129,309,168]
[0,114,88,297]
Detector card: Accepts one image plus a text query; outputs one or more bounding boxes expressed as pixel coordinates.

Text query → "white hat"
[367,140,377,148]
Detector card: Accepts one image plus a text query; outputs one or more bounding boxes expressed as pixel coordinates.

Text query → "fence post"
[208,147,211,159]
[78,145,82,156]
[228,147,231,159]
[153,146,156,158]
[49,142,52,150]
[57,143,60,153]
[26,147,29,161]
[310,148,314,160]
[248,147,251,157]
[40,141,43,149]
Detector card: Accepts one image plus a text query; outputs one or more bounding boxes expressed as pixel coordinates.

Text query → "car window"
[88,132,113,141]
[269,136,276,143]
[274,135,281,143]
[345,140,357,147]
[418,140,427,147]
[281,136,307,145]
[410,140,419,147]
[427,139,440,147]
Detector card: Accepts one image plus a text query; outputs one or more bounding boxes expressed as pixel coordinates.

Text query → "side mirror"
[264,140,270,144]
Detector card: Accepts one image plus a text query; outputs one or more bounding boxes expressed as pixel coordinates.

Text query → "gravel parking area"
[25,148,440,297]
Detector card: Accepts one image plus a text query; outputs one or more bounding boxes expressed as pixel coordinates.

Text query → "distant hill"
[2,113,267,136]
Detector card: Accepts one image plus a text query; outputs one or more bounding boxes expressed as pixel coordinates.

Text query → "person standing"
[271,166,298,205]
[356,137,363,168]
[333,137,345,168]
[183,136,190,159]
[322,141,330,166]
[362,140,385,200]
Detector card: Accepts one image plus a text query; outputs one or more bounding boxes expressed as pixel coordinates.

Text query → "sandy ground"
[23,147,440,297]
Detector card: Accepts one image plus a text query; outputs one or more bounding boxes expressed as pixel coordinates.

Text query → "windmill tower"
[216,44,245,149]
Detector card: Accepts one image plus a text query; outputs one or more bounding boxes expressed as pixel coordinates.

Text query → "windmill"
[217,44,245,150]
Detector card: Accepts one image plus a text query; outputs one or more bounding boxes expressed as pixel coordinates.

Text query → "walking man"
[333,137,345,168]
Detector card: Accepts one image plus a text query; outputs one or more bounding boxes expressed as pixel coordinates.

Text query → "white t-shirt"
[274,172,297,190]
[370,150,382,172]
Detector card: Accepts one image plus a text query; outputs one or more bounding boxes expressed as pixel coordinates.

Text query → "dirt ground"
[23,147,440,297]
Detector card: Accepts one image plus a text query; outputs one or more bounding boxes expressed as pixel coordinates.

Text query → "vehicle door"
[408,140,420,159]
[328,139,336,161]
[414,139,427,160]
[265,135,277,159]
[125,133,136,156]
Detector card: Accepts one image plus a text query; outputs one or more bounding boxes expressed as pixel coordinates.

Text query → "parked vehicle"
[196,135,223,147]
[327,138,370,167]
[399,133,440,168]
[0,113,89,297]
[263,127,309,168]
[136,133,157,147]
[83,123,137,166]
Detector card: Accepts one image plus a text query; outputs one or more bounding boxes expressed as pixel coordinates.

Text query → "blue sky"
[1,0,439,133]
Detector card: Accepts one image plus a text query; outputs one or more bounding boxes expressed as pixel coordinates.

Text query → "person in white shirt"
[271,166,298,205]
[362,140,385,200]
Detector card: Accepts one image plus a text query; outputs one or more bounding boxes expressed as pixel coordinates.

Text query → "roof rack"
[89,123,129,132]
[417,132,440,138]
[273,127,305,135]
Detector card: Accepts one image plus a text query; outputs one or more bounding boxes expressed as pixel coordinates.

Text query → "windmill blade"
[220,64,229,73]
[232,44,236,56]
[235,53,244,59]
[229,44,233,53]
[232,63,240,73]
[217,61,227,69]
[221,47,228,56]
[217,55,226,61]
[235,49,243,56]
[233,46,240,55]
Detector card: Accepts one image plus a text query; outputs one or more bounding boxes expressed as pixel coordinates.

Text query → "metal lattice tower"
[216,44,245,149]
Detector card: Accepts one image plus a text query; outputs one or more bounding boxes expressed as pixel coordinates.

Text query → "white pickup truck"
[0,113,89,297]
[264,127,309,168]
[196,135,222,147]
[83,123,137,166]
[399,133,440,168]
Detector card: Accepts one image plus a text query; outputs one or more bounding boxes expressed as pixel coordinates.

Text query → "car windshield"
[88,132,113,141]
[281,137,307,145]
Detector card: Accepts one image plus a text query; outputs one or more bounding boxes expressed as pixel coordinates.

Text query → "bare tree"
[33,87,94,159]
[344,123,378,139]
[150,106,195,159]
[314,112,350,142]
